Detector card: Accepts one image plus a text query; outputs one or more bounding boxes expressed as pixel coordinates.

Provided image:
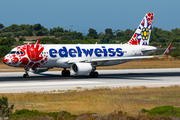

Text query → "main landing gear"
[89,71,99,78]
[89,65,98,78]
[62,68,70,77]
[23,68,29,78]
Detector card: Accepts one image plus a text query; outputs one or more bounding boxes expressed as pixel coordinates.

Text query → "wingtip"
[163,42,173,55]
[36,39,40,45]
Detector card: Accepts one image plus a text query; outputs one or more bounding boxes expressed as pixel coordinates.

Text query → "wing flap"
[86,56,154,63]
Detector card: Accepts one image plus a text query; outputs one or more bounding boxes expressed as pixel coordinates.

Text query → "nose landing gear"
[23,68,29,78]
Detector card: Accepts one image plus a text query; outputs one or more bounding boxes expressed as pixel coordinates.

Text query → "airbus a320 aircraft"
[3,13,173,78]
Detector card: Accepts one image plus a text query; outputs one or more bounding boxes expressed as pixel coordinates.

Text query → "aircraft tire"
[23,74,29,78]
[65,70,70,77]
[89,71,98,78]
[62,70,70,77]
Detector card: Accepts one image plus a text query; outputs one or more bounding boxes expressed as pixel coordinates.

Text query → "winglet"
[35,39,40,45]
[163,42,173,55]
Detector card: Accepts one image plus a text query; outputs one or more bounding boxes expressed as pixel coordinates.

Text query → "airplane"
[3,13,173,78]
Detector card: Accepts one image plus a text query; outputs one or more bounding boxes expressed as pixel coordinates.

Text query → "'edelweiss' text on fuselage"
[49,46,125,58]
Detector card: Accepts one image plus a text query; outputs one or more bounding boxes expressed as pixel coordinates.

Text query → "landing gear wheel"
[23,74,29,78]
[62,70,70,77]
[23,67,30,78]
[89,71,99,78]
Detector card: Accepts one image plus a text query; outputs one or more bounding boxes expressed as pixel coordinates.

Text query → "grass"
[1,56,180,72]
[1,85,180,116]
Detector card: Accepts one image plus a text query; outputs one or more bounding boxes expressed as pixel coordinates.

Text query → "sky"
[0,0,179,34]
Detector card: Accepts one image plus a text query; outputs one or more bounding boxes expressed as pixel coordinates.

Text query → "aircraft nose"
[3,56,9,64]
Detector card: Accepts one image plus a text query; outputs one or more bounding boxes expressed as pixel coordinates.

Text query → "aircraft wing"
[85,56,154,63]
[85,42,173,63]
[141,42,175,55]
[68,42,173,64]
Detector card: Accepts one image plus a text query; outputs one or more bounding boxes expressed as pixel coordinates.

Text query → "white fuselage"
[3,44,157,69]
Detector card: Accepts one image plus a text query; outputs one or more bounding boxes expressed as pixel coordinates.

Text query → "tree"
[87,28,98,39]
[0,23,4,30]
[124,29,134,36]
[11,24,19,32]
[105,28,113,35]
[171,28,180,36]
[61,35,71,40]
[105,28,114,39]
[0,37,16,47]
[50,27,64,36]
[73,32,83,40]
[19,24,31,31]
[0,46,12,58]
[35,30,48,36]
[21,30,28,36]
[115,30,124,37]
[33,23,42,31]
[54,32,63,38]
[100,34,110,43]
[19,37,26,41]
[0,97,14,118]
[3,24,19,32]
[39,38,60,44]
[26,30,33,36]
[14,32,21,38]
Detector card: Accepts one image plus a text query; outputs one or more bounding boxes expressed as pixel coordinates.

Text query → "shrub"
[147,106,180,117]
[57,110,77,119]
[171,51,180,57]
[141,108,148,113]
[10,109,77,120]
[0,97,14,117]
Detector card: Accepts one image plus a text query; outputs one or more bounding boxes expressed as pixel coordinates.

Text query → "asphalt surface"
[0,68,180,93]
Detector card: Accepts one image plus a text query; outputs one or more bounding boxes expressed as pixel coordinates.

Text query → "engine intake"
[71,63,92,75]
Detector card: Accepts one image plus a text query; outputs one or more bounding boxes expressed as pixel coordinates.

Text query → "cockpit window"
[9,51,24,55]
[10,51,16,54]
[16,51,20,54]
[20,51,24,55]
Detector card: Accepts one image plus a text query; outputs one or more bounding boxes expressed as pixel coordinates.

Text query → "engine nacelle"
[30,67,49,73]
[71,63,92,75]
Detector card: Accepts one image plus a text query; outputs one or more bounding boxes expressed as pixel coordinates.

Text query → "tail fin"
[127,13,154,45]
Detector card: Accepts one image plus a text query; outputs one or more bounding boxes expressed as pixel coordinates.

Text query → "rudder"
[127,13,154,45]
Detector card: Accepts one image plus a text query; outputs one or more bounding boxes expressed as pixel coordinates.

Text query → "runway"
[0,68,180,93]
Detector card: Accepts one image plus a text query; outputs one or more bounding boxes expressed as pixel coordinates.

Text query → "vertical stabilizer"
[127,13,154,45]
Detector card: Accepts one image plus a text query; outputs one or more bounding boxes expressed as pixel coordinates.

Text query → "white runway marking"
[0,68,180,93]
[0,81,104,88]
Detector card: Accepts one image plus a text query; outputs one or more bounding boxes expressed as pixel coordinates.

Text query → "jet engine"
[71,63,92,75]
[30,67,50,73]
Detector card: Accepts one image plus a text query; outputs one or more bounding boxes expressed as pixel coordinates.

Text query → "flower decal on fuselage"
[3,44,48,68]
